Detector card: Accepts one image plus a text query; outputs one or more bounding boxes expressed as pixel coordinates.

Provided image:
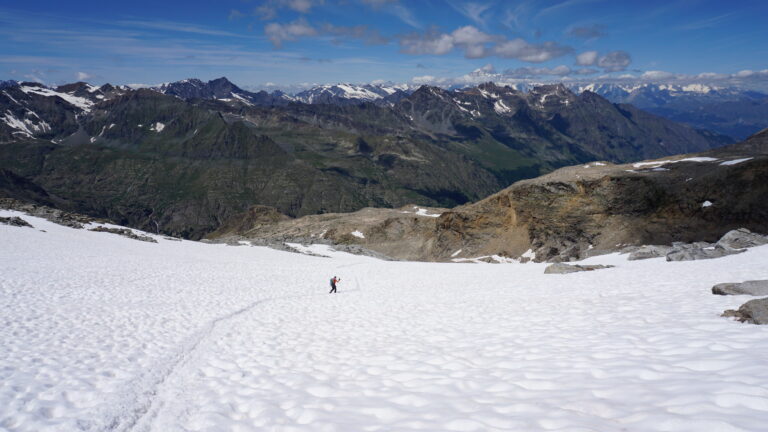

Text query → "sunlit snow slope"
[2,210,768,432]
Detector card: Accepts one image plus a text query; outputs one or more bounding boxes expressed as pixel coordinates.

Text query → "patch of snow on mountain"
[2,111,32,136]
[583,162,607,168]
[454,100,470,113]
[702,200,713,208]
[681,84,716,93]
[2,91,21,105]
[231,92,254,105]
[19,85,94,111]
[720,157,753,166]
[522,248,536,260]
[478,88,499,99]
[410,207,441,217]
[633,157,719,169]
[337,84,381,100]
[351,230,365,238]
[2,110,50,136]
[493,99,512,114]
[150,122,165,132]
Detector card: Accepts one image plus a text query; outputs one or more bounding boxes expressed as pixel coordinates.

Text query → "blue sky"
[2,0,767,90]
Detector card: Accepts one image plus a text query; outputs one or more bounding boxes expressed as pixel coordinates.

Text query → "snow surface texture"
[2,210,768,432]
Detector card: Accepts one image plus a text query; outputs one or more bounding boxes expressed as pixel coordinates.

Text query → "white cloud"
[504,65,579,78]
[76,71,93,81]
[412,75,439,84]
[450,26,495,58]
[641,70,675,80]
[450,2,493,27]
[450,25,494,45]
[597,51,631,72]
[399,30,455,55]
[476,63,496,74]
[493,38,573,63]
[399,26,495,57]
[264,18,318,48]
[575,50,598,66]
[287,0,315,13]
[257,0,324,19]
[361,1,420,28]
[399,25,571,62]
[696,72,729,80]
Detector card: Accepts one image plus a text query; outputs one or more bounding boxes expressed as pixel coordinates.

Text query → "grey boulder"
[628,245,672,261]
[712,280,768,296]
[722,298,768,325]
[665,242,745,261]
[544,263,614,274]
[716,228,768,250]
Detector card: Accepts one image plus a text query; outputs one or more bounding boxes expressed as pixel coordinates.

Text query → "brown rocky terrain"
[210,128,768,262]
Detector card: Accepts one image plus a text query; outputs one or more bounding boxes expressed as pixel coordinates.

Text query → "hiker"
[329,276,340,294]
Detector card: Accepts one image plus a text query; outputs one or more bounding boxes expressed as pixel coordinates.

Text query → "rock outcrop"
[627,245,672,261]
[89,226,158,243]
[0,198,99,228]
[543,263,614,274]
[665,242,746,261]
[716,228,768,249]
[722,298,768,325]
[0,216,32,228]
[713,280,768,296]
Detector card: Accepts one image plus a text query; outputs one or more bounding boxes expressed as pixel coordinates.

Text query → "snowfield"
[2,210,768,432]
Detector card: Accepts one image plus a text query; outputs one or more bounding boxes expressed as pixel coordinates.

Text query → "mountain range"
[0,77,734,238]
[574,83,768,140]
[212,128,768,262]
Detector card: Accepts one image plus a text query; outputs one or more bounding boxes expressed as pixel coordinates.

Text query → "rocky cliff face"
[215,129,768,262]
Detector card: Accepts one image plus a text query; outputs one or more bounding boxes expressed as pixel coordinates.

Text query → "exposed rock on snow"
[543,263,614,274]
[627,245,673,261]
[665,242,746,261]
[716,228,768,249]
[89,226,158,243]
[712,280,768,296]
[0,198,98,229]
[723,298,768,325]
[0,215,33,228]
